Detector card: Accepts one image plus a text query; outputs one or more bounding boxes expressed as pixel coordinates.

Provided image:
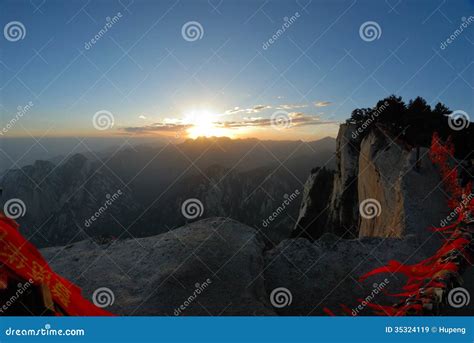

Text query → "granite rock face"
[293,168,334,240]
[325,123,362,237]
[41,217,468,316]
[42,218,275,316]
[0,154,140,248]
[294,124,449,246]
[264,234,427,315]
[358,130,448,244]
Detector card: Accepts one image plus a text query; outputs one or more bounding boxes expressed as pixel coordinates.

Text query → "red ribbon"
[0,214,113,316]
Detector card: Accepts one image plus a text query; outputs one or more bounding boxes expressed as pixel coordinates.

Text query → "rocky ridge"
[42,217,439,316]
[294,123,449,250]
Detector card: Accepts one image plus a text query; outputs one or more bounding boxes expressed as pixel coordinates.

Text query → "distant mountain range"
[0,136,336,247]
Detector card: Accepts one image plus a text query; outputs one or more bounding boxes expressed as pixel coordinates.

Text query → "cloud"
[224,105,272,115]
[224,107,242,114]
[218,112,335,128]
[138,115,147,120]
[314,101,332,107]
[121,123,192,134]
[120,112,337,135]
[276,104,308,110]
[225,103,311,114]
[251,105,271,111]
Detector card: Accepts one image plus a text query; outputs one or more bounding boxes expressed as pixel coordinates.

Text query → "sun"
[184,109,235,139]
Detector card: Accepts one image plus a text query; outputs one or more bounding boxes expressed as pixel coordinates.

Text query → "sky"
[0,0,473,141]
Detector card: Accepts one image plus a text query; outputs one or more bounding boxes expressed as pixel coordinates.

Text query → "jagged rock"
[151,164,305,246]
[294,124,449,245]
[40,216,469,316]
[293,168,334,240]
[41,218,275,316]
[1,138,336,248]
[358,129,448,244]
[294,124,361,239]
[326,123,362,237]
[264,235,429,315]
[0,153,141,247]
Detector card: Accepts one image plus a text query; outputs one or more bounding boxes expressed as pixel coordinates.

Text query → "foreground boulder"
[264,234,428,315]
[42,217,468,316]
[42,218,275,315]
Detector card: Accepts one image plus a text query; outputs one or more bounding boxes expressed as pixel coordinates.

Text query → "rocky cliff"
[42,218,275,316]
[0,137,335,248]
[0,154,141,247]
[294,124,449,247]
[42,217,436,316]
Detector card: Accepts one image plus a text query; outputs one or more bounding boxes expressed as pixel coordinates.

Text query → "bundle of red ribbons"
[0,213,113,316]
[325,133,473,316]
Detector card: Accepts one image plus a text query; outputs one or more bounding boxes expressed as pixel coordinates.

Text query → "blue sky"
[0,0,473,140]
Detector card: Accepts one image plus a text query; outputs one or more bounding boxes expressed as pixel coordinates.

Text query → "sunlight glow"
[184,109,237,139]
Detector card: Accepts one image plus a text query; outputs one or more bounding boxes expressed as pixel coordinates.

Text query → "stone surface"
[325,123,361,237]
[264,234,428,315]
[295,124,449,247]
[42,218,275,316]
[358,130,448,251]
[40,216,469,316]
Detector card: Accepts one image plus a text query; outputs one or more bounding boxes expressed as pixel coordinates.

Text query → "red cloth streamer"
[0,214,113,316]
[322,307,335,316]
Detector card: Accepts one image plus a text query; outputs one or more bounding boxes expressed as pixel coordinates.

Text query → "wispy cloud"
[120,112,336,135]
[225,102,320,114]
[276,104,308,110]
[221,112,335,128]
[224,104,272,115]
[314,101,332,107]
[122,123,192,134]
